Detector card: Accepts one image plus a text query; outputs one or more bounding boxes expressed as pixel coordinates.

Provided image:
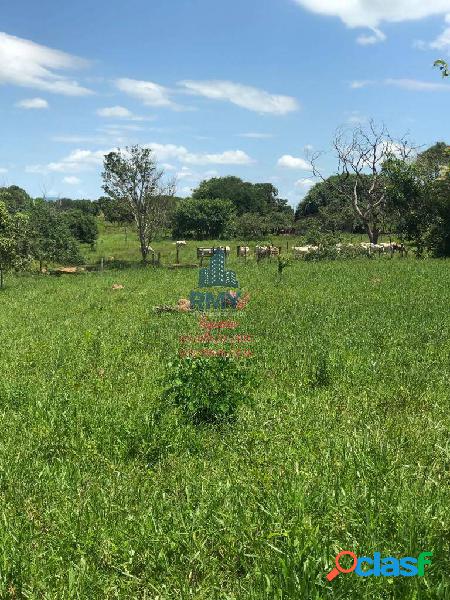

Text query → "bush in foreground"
[163,356,253,424]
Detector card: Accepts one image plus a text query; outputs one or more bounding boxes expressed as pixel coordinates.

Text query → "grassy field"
[0,229,449,598]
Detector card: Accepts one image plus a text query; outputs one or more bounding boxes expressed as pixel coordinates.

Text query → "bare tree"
[102,145,175,262]
[310,121,414,244]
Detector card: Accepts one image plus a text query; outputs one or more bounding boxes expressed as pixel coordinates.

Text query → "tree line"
[0,187,99,286]
[1,127,449,284]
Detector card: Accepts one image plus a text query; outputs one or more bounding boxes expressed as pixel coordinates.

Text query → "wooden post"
[176,245,180,264]
[100,257,104,272]
[157,252,161,266]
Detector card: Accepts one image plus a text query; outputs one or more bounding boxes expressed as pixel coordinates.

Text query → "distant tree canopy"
[52,198,101,216]
[29,202,84,268]
[0,186,33,214]
[295,174,366,233]
[384,143,450,257]
[192,176,291,216]
[0,200,31,287]
[98,196,135,225]
[172,198,235,239]
[62,209,98,246]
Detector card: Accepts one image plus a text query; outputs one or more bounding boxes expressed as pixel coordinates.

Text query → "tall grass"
[0,235,448,598]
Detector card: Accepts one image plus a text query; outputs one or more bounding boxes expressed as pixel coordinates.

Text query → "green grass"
[0,229,449,598]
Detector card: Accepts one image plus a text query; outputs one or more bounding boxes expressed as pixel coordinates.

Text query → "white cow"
[237,246,250,257]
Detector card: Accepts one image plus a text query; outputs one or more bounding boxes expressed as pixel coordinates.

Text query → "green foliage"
[0,201,31,286]
[384,146,450,257]
[102,145,174,261]
[236,210,294,239]
[172,197,236,239]
[98,195,135,225]
[62,209,99,246]
[163,357,252,424]
[193,176,291,216]
[434,59,449,77]
[29,202,84,266]
[52,198,101,216]
[295,174,365,233]
[0,185,33,214]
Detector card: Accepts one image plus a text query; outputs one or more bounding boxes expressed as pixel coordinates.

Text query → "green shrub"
[163,357,252,424]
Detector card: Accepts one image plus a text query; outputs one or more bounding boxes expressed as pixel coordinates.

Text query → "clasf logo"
[326,551,433,581]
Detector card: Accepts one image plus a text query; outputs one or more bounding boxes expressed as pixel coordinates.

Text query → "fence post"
[100,257,104,272]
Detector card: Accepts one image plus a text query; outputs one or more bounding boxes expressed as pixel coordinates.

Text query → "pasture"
[0,229,449,599]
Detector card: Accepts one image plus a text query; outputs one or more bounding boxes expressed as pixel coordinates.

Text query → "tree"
[192,177,289,216]
[29,202,84,270]
[295,174,365,233]
[62,209,98,246]
[0,186,33,214]
[98,195,134,225]
[310,121,413,244]
[53,198,101,216]
[102,146,175,262]
[385,146,450,257]
[0,201,31,287]
[172,198,235,239]
[236,212,268,239]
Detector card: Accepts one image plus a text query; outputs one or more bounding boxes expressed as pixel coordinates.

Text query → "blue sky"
[1,0,450,207]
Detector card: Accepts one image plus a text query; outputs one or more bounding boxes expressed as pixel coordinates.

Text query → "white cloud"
[0,32,92,96]
[115,78,180,109]
[277,154,311,170]
[356,28,386,45]
[52,134,107,144]
[350,80,375,89]
[293,1,450,29]
[26,143,254,175]
[100,123,145,132]
[238,132,273,138]
[27,149,108,174]
[148,143,254,166]
[346,111,367,125]
[385,78,450,91]
[96,105,150,121]
[295,178,315,188]
[0,167,8,174]
[179,80,299,114]
[63,176,81,185]
[16,97,48,109]
[351,78,450,92]
[430,15,450,51]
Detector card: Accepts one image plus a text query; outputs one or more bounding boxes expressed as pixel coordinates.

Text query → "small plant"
[163,356,252,424]
[277,255,290,280]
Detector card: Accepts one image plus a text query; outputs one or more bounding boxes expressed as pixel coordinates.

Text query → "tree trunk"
[138,234,148,263]
[366,225,379,244]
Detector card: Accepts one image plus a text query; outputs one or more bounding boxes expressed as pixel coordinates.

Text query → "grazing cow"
[174,240,187,246]
[292,245,319,258]
[255,245,280,259]
[237,246,250,257]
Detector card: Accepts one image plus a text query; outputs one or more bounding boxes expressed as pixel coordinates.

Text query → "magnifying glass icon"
[326,551,357,581]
